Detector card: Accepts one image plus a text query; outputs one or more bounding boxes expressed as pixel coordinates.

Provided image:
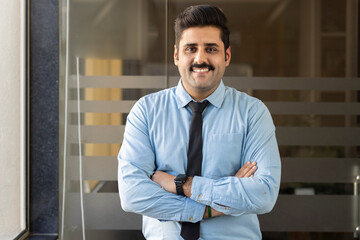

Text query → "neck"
[191,95,207,102]
[181,82,220,102]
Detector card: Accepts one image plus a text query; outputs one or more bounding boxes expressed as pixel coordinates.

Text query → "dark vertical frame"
[28,0,59,239]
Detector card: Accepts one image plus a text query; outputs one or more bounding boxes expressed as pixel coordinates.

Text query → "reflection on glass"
[60,0,166,239]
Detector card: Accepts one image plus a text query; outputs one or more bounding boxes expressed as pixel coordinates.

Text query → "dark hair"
[174,5,230,50]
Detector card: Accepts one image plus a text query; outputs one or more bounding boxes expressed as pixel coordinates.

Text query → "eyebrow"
[183,43,220,47]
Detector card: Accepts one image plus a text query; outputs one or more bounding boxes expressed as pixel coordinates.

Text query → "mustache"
[189,63,215,71]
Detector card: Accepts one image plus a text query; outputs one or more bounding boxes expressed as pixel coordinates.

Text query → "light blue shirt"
[118,80,281,240]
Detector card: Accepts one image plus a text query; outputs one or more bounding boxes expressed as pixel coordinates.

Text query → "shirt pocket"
[204,133,244,178]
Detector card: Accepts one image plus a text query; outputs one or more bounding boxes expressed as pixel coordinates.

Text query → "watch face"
[175,174,187,182]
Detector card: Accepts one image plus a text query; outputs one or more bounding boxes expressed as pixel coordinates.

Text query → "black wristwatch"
[174,174,188,196]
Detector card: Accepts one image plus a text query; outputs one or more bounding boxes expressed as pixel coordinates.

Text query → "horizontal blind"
[65,75,360,232]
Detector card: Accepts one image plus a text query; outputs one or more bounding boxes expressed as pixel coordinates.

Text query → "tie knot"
[188,100,209,113]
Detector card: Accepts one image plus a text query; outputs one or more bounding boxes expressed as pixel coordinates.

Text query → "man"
[118,5,281,240]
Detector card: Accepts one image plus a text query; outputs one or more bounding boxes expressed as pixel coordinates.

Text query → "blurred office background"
[0,0,359,239]
[59,0,360,239]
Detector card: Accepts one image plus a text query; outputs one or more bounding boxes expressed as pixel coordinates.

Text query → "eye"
[185,46,196,53]
[206,47,218,53]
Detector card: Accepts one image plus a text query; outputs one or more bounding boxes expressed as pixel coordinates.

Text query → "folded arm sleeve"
[118,98,205,222]
[190,101,281,216]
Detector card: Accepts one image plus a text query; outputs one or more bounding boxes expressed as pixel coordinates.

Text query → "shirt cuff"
[181,197,206,223]
[190,176,214,206]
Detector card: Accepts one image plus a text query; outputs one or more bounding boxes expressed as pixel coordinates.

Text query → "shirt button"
[189,217,193,221]
[198,194,202,198]
[197,200,201,203]
[225,207,229,210]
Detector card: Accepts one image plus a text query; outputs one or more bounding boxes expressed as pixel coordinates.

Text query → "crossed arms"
[118,98,281,223]
[151,161,258,219]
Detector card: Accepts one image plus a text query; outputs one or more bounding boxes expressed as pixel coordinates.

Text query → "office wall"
[0,1,26,239]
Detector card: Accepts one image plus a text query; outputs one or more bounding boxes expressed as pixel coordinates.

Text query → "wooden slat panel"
[67,126,360,146]
[277,127,360,146]
[281,157,360,183]
[171,76,360,90]
[68,101,360,115]
[66,156,360,183]
[68,101,136,113]
[68,157,117,180]
[68,75,360,90]
[265,102,360,115]
[223,77,360,90]
[70,75,166,88]
[68,126,125,143]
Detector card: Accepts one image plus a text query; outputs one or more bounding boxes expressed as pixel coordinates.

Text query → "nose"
[194,48,207,64]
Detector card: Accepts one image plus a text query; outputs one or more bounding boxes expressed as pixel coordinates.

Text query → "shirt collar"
[175,79,225,109]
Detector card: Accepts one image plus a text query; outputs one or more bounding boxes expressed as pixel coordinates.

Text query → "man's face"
[174,26,231,101]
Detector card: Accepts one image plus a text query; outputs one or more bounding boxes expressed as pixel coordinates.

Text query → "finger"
[236,161,257,178]
[243,165,257,178]
[235,161,250,177]
[235,161,253,178]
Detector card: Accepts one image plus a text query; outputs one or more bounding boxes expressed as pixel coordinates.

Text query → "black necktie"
[181,100,209,240]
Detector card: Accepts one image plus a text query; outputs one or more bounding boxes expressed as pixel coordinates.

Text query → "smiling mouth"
[192,68,210,73]
[190,63,215,72]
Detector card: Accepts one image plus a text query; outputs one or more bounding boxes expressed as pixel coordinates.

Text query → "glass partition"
[59,0,166,239]
[60,0,359,239]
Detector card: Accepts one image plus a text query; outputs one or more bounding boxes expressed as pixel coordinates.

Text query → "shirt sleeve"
[190,101,281,216]
[118,98,205,222]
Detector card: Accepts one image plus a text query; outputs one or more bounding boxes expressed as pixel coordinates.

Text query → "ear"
[225,46,231,66]
[174,45,179,66]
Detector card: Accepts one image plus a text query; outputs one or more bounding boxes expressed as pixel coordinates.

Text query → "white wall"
[0,1,26,239]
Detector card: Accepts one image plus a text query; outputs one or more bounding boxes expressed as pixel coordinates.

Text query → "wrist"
[203,206,213,219]
[203,206,209,219]
[174,174,188,196]
[183,177,193,197]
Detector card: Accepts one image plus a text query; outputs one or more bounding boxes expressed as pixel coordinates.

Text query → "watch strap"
[176,181,185,196]
[174,174,187,196]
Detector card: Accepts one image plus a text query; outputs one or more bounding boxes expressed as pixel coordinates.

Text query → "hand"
[151,171,176,194]
[203,161,257,219]
[235,161,257,178]
[203,206,225,219]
